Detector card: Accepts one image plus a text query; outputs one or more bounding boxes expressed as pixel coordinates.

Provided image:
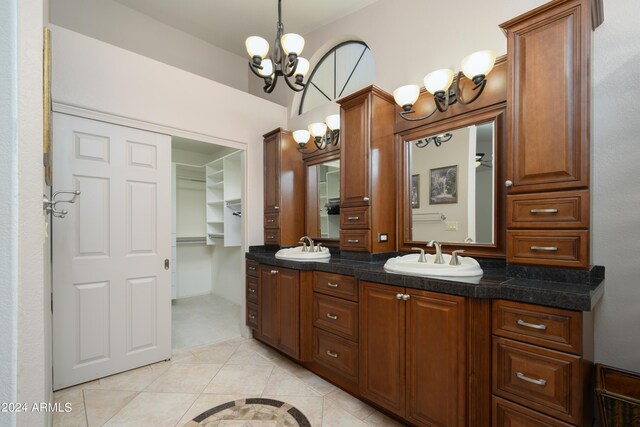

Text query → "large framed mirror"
[397,106,506,258]
[305,151,341,247]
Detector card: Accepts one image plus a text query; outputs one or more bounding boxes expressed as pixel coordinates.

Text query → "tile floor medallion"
[183,398,311,427]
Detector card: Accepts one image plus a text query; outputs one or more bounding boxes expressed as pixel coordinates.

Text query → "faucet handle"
[316,243,323,253]
[298,240,308,252]
[410,247,427,263]
[450,250,466,266]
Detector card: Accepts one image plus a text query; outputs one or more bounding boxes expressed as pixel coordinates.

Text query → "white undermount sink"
[384,253,483,277]
[275,246,331,261]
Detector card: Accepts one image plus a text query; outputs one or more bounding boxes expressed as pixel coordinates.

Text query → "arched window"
[298,41,375,115]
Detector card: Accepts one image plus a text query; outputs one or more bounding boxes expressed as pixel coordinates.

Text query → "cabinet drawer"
[246,275,259,305]
[313,293,358,341]
[340,230,371,252]
[264,229,280,245]
[492,396,574,427]
[246,260,259,277]
[340,206,370,229]
[507,230,588,268]
[493,337,582,424]
[313,328,358,383]
[264,212,280,229]
[313,271,357,302]
[493,300,582,355]
[507,190,589,229]
[247,303,259,330]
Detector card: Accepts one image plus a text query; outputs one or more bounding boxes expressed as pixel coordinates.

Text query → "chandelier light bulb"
[294,58,310,77]
[293,130,311,145]
[461,50,496,80]
[245,36,269,59]
[424,69,455,95]
[393,85,420,110]
[281,33,305,56]
[308,122,327,138]
[325,114,340,131]
[258,59,274,77]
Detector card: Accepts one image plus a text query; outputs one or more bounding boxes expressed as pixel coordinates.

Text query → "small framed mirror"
[398,107,506,257]
[305,152,341,245]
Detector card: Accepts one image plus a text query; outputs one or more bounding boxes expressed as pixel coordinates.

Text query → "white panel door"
[52,113,171,390]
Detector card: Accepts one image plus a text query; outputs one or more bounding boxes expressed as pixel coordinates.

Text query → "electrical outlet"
[378,233,388,242]
[445,221,458,231]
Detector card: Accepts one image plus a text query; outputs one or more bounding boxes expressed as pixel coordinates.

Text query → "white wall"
[49,0,249,92]
[0,0,19,424]
[591,0,640,372]
[50,25,288,248]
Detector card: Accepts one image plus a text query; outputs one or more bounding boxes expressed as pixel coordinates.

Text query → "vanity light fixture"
[293,114,340,153]
[414,133,453,148]
[394,50,497,121]
[475,153,492,168]
[246,0,309,93]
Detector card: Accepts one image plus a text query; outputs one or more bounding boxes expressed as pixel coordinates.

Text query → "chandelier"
[245,0,309,93]
[293,115,341,154]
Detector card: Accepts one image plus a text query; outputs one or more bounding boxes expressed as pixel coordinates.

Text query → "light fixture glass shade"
[393,85,420,108]
[258,59,274,77]
[461,50,496,80]
[281,33,305,56]
[293,130,310,145]
[325,114,340,131]
[423,69,454,94]
[308,122,327,138]
[245,36,269,59]
[294,58,310,77]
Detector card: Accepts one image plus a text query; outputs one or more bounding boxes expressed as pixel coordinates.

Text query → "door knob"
[505,180,513,188]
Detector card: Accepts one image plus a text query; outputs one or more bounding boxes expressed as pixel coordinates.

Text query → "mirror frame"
[304,149,341,248]
[396,105,507,258]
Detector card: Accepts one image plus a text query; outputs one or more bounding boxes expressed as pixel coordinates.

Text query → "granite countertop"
[246,250,604,312]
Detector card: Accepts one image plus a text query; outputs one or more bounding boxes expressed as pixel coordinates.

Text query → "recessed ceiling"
[114,0,380,57]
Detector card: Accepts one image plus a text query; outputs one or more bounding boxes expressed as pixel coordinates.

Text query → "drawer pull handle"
[274,206,279,210]
[348,216,360,221]
[326,313,339,320]
[267,235,275,240]
[249,314,256,320]
[326,282,339,288]
[326,350,339,358]
[248,266,256,271]
[267,219,275,223]
[530,208,558,214]
[347,239,360,244]
[516,371,547,386]
[530,246,558,252]
[270,269,278,275]
[248,288,256,293]
[396,293,404,300]
[517,319,547,330]
[363,197,370,201]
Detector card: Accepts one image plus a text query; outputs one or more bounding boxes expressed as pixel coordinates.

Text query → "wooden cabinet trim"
[493,396,575,427]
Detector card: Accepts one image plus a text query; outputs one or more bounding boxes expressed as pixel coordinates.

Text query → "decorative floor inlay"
[186,398,312,427]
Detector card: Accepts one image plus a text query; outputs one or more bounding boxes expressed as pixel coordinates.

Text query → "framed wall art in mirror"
[397,106,506,258]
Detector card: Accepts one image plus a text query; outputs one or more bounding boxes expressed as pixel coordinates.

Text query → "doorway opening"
[171,136,245,351]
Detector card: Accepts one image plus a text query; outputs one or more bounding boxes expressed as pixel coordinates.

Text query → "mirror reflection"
[409,121,494,244]
[306,160,340,239]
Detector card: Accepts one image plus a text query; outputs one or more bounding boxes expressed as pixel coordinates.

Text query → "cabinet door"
[259,266,278,347]
[340,95,371,207]
[359,281,405,417]
[264,133,280,212]
[277,268,300,359]
[504,0,589,193]
[406,290,466,427]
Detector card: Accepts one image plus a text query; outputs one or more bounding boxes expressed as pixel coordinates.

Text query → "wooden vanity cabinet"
[338,86,396,254]
[263,128,304,247]
[501,0,596,268]
[257,264,300,359]
[359,281,467,426]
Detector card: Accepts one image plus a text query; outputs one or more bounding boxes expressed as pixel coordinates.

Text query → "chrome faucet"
[299,236,315,252]
[411,247,427,263]
[427,240,445,264]
[450,249,465,266]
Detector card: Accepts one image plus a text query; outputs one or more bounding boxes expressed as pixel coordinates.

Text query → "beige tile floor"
[172,294,242,350]
[52,337,406,427]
